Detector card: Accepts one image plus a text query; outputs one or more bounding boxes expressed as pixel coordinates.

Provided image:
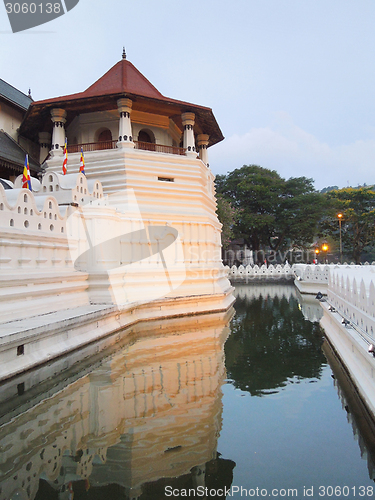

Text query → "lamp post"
[337,213,343,263]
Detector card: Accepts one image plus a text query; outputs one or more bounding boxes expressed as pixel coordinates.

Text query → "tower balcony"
[67,140,186,156]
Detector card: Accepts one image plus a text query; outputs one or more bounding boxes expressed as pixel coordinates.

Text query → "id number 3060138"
[318,485,374,497]
[5,3,61,14]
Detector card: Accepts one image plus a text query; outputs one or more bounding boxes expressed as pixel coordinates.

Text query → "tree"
[215,194,239,249]
[320,187,375,263]
[216,165,325,253]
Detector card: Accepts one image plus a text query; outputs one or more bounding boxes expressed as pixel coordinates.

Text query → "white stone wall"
[43,147,229,303]
[228,263,294,281]
[327,265,375,342]
[321,265,375,419]
[0,178,100,323]
[293,263,331,284]
[0,146,232,322]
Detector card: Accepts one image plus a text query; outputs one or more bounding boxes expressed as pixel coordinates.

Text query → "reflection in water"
[227,285,326,396]
[221,284,375,492]
[0,311,235,500]
[296,289,324,323]
[2,284,375,499]
[323,340,375,480]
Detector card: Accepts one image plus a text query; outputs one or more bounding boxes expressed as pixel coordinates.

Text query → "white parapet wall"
[0,177,94,323]
[320,264,375,418]
[228,263,294,282]
[293,263,332,294]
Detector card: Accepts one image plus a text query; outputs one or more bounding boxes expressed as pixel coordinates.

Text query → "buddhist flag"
[62,138,68,175]
[22,154,32,191]
[79,148,85,175]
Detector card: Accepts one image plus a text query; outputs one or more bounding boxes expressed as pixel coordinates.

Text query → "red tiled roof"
[83,59,165,99]
[37,59,166,105]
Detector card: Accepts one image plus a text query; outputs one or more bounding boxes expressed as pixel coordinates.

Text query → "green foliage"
[320,187,375,263]
[216,165,325,251]
[320,185,339,194]
[215,194,239,249]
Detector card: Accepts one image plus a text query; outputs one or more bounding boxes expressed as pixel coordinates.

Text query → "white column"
[197,134,209,166]
[38,132,51,164]
[181,112,197,158]
[117,98,134,149]
[50,108,67,157]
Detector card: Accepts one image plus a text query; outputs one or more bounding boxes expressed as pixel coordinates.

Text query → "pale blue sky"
[1,0,374,189]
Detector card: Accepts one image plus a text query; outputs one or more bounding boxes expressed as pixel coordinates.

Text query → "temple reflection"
[0,309,235,500]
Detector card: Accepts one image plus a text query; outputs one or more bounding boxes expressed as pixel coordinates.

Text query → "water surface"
[0,284,375,499]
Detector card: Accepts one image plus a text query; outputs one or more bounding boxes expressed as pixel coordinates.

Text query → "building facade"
[0,54,234,381]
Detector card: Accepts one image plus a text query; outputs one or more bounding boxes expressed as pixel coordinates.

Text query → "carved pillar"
[181,112,197,158]
[38,131,51,164]
[50,108,67,156]
[197,134,209,166]
[117,98,134,149]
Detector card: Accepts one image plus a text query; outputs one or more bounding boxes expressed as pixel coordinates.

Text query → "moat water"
[1,284,375,500]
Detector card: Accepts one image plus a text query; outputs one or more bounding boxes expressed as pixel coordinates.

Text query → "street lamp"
[322,243,329,263]
[337,213,343,263]
[315,248,319,264]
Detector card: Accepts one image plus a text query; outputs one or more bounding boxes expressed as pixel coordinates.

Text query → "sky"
[1,0,374,190]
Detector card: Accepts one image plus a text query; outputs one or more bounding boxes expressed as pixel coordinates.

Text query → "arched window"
[138,130,152,143]
[97,129,112,150]
[138,129,155,151]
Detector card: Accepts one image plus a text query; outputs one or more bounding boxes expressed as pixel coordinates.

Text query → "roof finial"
[122,47,126,60]
[28,88,32,98]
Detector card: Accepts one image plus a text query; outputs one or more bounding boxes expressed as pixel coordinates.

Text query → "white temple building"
[0,52,234,381]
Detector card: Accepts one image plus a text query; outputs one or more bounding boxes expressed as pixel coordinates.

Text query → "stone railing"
[293,263,375,295]
[293,264,331,286]
[292,263,337,295]
[327,264,375,343]
[227,263,294,282]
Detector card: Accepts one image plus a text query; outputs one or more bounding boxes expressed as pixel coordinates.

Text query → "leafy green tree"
[216,165,325,252]
[215,194,239,249]
[320,187,375,263]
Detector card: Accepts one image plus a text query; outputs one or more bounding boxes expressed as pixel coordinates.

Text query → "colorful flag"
[62,138,68,175]
[22,154,32,191]
[79,148,85,175]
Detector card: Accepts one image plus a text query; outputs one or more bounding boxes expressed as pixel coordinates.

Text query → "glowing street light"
[315,247,319,264]
[337,213,343,263]
[322,242,329,263]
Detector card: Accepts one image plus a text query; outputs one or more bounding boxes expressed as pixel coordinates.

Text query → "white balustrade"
[226,263,294,281]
